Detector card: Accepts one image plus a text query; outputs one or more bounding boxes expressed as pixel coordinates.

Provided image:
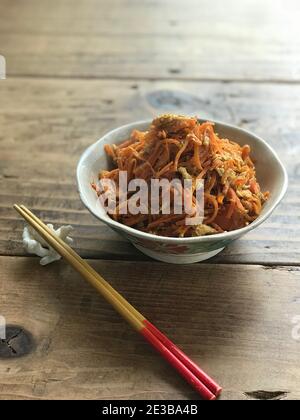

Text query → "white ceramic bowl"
[76,119,288,264]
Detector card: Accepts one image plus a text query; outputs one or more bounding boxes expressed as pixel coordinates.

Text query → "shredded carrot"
[156,161,174,177]
[174,139,189,171]
[204,193,219,224]
[193,143,202,170]
[250,179,260,194]
[95,114,269,237]
[217,194,224,204]
[104,144,116,160]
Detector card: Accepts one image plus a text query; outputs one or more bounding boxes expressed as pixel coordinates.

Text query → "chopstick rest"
[23,223,73,265]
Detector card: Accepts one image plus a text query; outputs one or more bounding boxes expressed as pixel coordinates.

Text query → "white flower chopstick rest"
[22,224,73,265]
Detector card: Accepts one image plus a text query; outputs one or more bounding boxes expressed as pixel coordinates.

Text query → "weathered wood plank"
[0,256,299,400]
[0,77,299,264]
[0,0,300,80]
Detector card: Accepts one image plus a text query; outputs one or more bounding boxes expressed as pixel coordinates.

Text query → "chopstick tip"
[215,386,222,397]
[13,204,25,216]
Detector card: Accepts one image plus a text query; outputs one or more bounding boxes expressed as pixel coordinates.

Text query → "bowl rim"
[76,118,288,244]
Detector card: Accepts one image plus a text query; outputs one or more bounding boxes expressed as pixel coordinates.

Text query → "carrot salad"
[93,114,269,237]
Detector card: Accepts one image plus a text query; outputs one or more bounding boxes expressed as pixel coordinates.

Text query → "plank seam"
[4,74,300,85]
[1,253,299,269]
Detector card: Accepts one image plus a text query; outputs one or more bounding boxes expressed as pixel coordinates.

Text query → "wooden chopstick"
[19,205,222,397]
[14,204,221,400]
[19,205,144,322]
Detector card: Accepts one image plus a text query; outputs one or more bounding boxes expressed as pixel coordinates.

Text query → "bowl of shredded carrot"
[77,114,288,264]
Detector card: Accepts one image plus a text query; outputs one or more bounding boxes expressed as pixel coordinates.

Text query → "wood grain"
[0,256,299,400]
[0,78,299,264]
[1,0,299,403]
[0,0,300,81]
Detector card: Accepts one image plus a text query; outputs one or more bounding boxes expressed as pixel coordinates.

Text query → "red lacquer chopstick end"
[140,326,216,401]
[143,319,222,398]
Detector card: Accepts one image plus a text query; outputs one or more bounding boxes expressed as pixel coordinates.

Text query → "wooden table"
[0,0,299,400]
